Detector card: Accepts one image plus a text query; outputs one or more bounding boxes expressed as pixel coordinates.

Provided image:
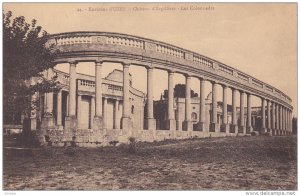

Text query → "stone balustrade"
[47,31,292,108]
[107,36,144,48]
[56,36,92,45]
[156,44,184,58]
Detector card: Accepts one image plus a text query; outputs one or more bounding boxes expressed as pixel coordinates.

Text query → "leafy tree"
[3,11,59,125]
[162,83,198,99]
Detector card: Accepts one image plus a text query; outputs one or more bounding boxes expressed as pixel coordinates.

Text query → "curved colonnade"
[39,31,293,144]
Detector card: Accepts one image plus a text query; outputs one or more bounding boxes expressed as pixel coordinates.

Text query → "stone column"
[220,85,229,133]
[282,106,286,135]
[272,102,276,135]
[267,100,271,133]
[167,71,176,130]
[238,91,245,134]
[64,62,78,131]
[210,81,219,132]
[246,93,253,134]
[287,109,290,134]
[30,92,38,131]
[290,110,293,134]
[261,98,266,133]
[283,107,286,134]
[103,97,107,129]
[282,107,284,134]
[183,75,193,132]
[56,90,63,129]
[90,96,95,129]
[41,69,56,130]
[288,109,291,133]
[30,78,38,131]
[121,63,132,131]
[93,61,103,131]
[290,110,293,133]
[196,78,206,131]
[46,92,54,115]
[281,106,284,134]
[230,88,238,133]
[285,108,288,132]
[276,103,280,135]
[279,105,283,135]
[114,99,120,129]
[285,108,288,134]
[77,95,82,129]
[146,67,156,130]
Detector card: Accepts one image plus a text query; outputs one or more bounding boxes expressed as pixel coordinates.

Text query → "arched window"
[191,112,197,121]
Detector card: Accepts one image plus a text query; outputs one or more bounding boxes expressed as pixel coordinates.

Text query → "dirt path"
[3,135,297,190]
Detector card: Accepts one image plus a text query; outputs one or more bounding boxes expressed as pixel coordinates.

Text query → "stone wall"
[44,128,245,148]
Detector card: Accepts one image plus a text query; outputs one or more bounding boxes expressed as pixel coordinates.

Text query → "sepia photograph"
[2,2,297,193]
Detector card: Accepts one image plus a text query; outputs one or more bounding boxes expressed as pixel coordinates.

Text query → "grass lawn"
[3,135,297,190]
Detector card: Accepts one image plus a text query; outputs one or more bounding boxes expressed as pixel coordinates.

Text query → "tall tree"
[162,83,198,99]
[3,11,59,124]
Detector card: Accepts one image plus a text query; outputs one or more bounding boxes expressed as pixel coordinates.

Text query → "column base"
[220,124,229,133]
[56,125,64,130]
[238,126,246,134]
[166,119,176,131]
[65,116,78,131]
[210,123,220,132]
[182,120,193,131]
[260,128,268,134]
[177,120,183,131]
[267,128,272,133]
[41,116,55,129]
[275,129,280,136]
[146,118,157,130]
[230,124,238,133]
[246,126,253,134]
[121,117,132,131]
[195,122,206,132]
[93,116,103,131]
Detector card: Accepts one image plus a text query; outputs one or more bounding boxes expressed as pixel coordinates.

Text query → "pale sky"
[4,3,297,116]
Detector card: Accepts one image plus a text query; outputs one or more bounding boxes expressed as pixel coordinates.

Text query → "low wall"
[42,128,248,147]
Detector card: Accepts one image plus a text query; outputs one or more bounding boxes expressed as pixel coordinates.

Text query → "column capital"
[122,62,131,67]
[239,89,245,94]
[230,86,236,91]
[95,61,103,66]
[210,80,218,85]
[184,73,192,79]
[167,69,175,74]
[146,66,154,71]
[69,61,77,66]
[199,76,207,81]
[220,83,228,88]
